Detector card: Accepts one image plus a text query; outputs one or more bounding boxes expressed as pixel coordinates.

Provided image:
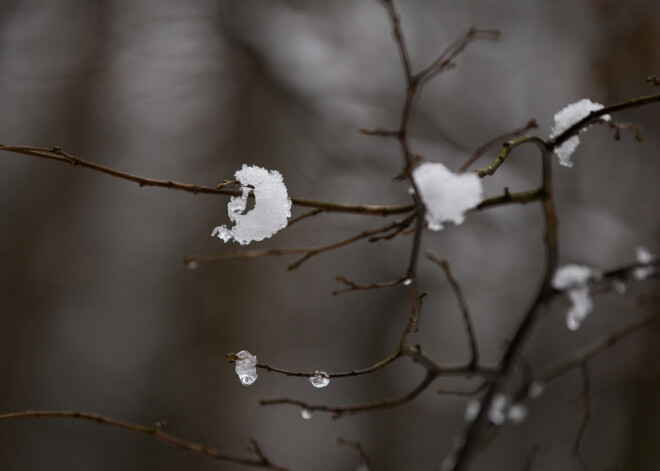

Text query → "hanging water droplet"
[186,260,199,270]
[464,400,480,422]
[309,371,330,388]
[301,408,313,420]
[528,381,545,399]
[234,350,258,386]
[566,314,580,331]
[403,278,412,286]
[238,371,258,386]
[613,280,626,295]
[408,187,415,195]
[506,404,527,424]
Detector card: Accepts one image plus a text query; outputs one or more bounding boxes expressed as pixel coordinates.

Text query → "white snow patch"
[550,99,610,167]
[553,264,599,331]
[212,165,291,245]
[412,162,483,231]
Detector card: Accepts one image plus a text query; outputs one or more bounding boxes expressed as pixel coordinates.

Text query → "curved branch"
[0,410,294,471]
[260,371,436,419]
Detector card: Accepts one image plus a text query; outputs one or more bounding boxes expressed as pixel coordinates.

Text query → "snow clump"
[212,165,292,245]
[553,264,599,331]
[549,99,610,168]
[412,162,483,231]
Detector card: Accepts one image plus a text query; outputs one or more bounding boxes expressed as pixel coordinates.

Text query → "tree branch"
[0,410,294,471]
[0,145,415,216]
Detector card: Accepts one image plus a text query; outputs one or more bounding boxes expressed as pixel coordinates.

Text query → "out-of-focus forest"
[0,1,658,470]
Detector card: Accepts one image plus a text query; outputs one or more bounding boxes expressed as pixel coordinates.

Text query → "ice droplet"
[464,400,480,422]
[309,371,330,388]
[234,350,258,386]
[403,278,412,286]
[186,260,199,270]
[507,404,528,424]
[440,454,456,471]
[528,382,545,399]
[301,408,313,420]
[613,281,626,295]
[488,394,508,425]
[636,245,652,264]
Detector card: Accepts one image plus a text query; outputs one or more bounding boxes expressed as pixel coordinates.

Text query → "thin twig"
[333,275,408,295]
[473,135,548,178]
[574,365,592,471]
[473,187,544,211]
[426,253,480,368]
[287,209,324,227]
[459,119,539,173]
[260,371,436,419]
[0,411,294,471]
[0,145,415,216]
[185,217,412,270]
[414,27,502,85]
[226,348,402,380]
[533,311,660,384]
[335,436,373,470]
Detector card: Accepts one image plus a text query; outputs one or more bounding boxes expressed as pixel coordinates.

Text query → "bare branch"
[335,436,373,470]
[260,371,436,419]
[333,275,408,296]
[0,410,294,471]
[533,311,660,384]
[426,253,480,368]
[184,217,414,270]
[574,365,593,471]
[459,119,539,173]
[473,187,544,211]
[415,27,502,84]
[0,145,415,216]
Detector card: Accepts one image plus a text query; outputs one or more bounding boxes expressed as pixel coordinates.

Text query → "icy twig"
[0,411,294,471]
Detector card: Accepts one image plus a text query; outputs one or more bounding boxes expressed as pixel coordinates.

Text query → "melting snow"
[212,165,291,245]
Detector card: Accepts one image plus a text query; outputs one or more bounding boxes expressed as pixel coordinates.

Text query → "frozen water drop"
[528,382,545,399]
[403,278,412,286]
[566,313,580,331]
[301,408,313,420]
[309,371,330,388]
[636,245,652,264]
[234,350,258,386]
[239,372,257,386]
[408,187,415,195]
[464,400,480,422]
[488,394,508,426]
[613,281,626,295]
[440,454,456,471]
[507,404,527,424]
[186,260,199,270]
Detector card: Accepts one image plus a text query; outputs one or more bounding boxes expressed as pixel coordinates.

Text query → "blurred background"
[0,0,659,470]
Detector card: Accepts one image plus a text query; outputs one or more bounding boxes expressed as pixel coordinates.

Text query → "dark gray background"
[0,1,658,470]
